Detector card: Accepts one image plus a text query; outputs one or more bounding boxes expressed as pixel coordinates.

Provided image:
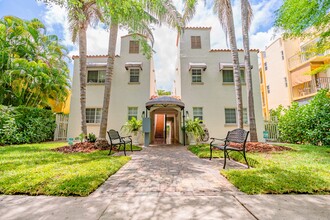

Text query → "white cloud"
[42,0,282,92]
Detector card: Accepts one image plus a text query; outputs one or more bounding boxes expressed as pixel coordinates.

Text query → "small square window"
[86,108,102,123]
[191,36,201,49]
[128,107,138,121]
[225,108,236,124]
[267,85,270,94]
[193,107,203,121]
[129,40,139,53]
[284,77,288,87]
[130,69,140,82]
[192,69,202,83]
[264,62,268,71]
[281,51,284,60]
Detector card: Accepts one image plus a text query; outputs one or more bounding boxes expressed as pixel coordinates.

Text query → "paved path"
[1,145,329,220]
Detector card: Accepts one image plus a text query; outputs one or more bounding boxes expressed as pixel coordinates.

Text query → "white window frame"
[222,69,245,83]
[193,107,203,121]
[191,36,201,49]
[129,68,140,83]
[224,108,248,124]
[128,107,138,121]
[191,68,202,83]
[87,70,105,83]
[86,108,102,123]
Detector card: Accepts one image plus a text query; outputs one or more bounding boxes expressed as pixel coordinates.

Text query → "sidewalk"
[0,145,329,220]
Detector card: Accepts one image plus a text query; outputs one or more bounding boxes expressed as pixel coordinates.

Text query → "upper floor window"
[264,62,268,71]
[284,77,288,87]
[192,69,202,83]
[129,40,139,53]
[191,36,201,49]
[128,107,138,121]
[86,108,102,123]
[281,51,284,60]
[130,69,140,83]
[193,107,203,121]
[87,70,105,83]
[266,85,270,94]
[222,69,245,83]
[224,108,248,124]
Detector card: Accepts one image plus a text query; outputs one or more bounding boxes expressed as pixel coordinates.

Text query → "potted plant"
[121,117,142,145]
[184,118,205,145]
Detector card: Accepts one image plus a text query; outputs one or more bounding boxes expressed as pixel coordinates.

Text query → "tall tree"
[184,0,244,128]
[241,0,257,141]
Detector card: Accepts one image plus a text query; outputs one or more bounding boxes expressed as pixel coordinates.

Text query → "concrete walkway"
[0,145,329,220]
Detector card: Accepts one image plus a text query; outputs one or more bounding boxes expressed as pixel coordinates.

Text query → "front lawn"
[0,142,131,196]
[188,144,330,194]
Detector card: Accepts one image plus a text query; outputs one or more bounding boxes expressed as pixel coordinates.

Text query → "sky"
[0,0,283,91]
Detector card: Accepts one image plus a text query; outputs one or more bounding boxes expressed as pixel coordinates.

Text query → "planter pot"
[131,131,141,145]
[187,132,196,145]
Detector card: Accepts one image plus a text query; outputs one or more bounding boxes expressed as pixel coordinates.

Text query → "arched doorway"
[145,96,186,145]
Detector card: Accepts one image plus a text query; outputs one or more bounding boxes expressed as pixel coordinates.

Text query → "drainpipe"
[183,108,186,146]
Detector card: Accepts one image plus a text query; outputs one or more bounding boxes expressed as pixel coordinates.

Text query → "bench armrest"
[210,137,226,141]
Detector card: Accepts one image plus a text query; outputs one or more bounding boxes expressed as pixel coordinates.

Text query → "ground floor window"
[225,108,248,124]
[192,69,202,83]
[128,107,138,120]
[86,108,102,123]
[130,69,140,83]
[193,107,203,121]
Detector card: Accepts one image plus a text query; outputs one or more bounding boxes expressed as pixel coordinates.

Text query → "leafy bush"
[278,90,330,145]
[87,133,97,143]
[0,105,56,145]
[121,117,142,135]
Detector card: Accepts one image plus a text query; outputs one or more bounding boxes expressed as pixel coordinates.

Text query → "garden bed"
[229,142,292,153]
[53,142,142,153]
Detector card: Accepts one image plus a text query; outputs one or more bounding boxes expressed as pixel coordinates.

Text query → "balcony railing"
[292,77,330,100]
[288,51,329,70]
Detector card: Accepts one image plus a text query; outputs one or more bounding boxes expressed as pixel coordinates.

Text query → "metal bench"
[209,128,250,169]
[107,129,132,156]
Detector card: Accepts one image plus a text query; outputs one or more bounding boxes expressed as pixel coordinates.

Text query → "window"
[281,51,284,60]
[128,107,138,121]
[86,108,102,123]
[130,69,140,82]
[264,62,268,71]
[193,107,203,121]
[222,70,245,83]
[225,108,248,124]
[191,36,201,49]
[284,77,288,87]
[267,85,270,94]
[192,69,202,83]
[129,40,139,53]
[87,70,105,83]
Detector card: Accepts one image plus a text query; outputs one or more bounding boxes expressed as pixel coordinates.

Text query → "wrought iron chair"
[210,128,250,169]
[107,129,132,156]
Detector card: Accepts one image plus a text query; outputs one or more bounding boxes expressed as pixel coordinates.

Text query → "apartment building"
[260,37,330,115]
[67,34,156,138]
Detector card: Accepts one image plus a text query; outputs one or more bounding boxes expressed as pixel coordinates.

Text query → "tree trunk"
[241,0,258,141]
[96,20,118,148]
[227,1,243,128]
[79,25,88,136]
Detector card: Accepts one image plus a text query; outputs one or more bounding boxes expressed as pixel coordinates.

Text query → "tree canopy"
[0,16,70,108]
[275,0,330,53]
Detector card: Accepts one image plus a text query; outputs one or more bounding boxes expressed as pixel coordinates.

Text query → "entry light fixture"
[141,111,145,118]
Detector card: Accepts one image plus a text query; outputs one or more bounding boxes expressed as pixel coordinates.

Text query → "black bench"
[107,129,132,156]
[209,128,249,169]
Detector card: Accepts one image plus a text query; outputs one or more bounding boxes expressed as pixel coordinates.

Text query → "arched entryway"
[145,96,186,145]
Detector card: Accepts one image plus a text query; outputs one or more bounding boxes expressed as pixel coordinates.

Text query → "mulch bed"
[53,142,101,153]
[229,142,292,153]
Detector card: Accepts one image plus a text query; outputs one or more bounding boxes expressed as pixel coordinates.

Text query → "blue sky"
[0,0,283,91]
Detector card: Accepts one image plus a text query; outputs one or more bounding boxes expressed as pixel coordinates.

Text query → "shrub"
[0,105,56,145]
[278,89,330,145]
[87,133,97,143]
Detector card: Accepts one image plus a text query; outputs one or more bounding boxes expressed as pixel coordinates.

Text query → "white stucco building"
[68,27,265,143]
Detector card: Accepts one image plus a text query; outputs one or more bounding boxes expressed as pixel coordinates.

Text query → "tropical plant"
[157,89,171,96]
[0,16,70,108]
[184,118,205,143]
[87,133,97,142]
[241,0,257,141]
[183,0,244,128]
[121,117,142,136]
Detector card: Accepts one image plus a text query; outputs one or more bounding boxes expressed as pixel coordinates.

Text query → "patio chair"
[209,128,250,169]
[107,129,132,156]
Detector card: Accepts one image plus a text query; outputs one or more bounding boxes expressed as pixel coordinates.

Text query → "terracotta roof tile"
[210,49,259,52]
[72,55,120,59]
[184,26,212,29]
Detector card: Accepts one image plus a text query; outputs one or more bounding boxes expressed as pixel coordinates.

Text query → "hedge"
[0,106,56,145]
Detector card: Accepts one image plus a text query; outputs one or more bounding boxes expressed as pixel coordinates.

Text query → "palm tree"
[67,0,103,137]
[241,0,258,141]
[95,0,184,147]
[184,0,244,128]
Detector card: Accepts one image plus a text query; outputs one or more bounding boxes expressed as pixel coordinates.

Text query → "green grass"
[0,142,131,196]
[188,144,330,194]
